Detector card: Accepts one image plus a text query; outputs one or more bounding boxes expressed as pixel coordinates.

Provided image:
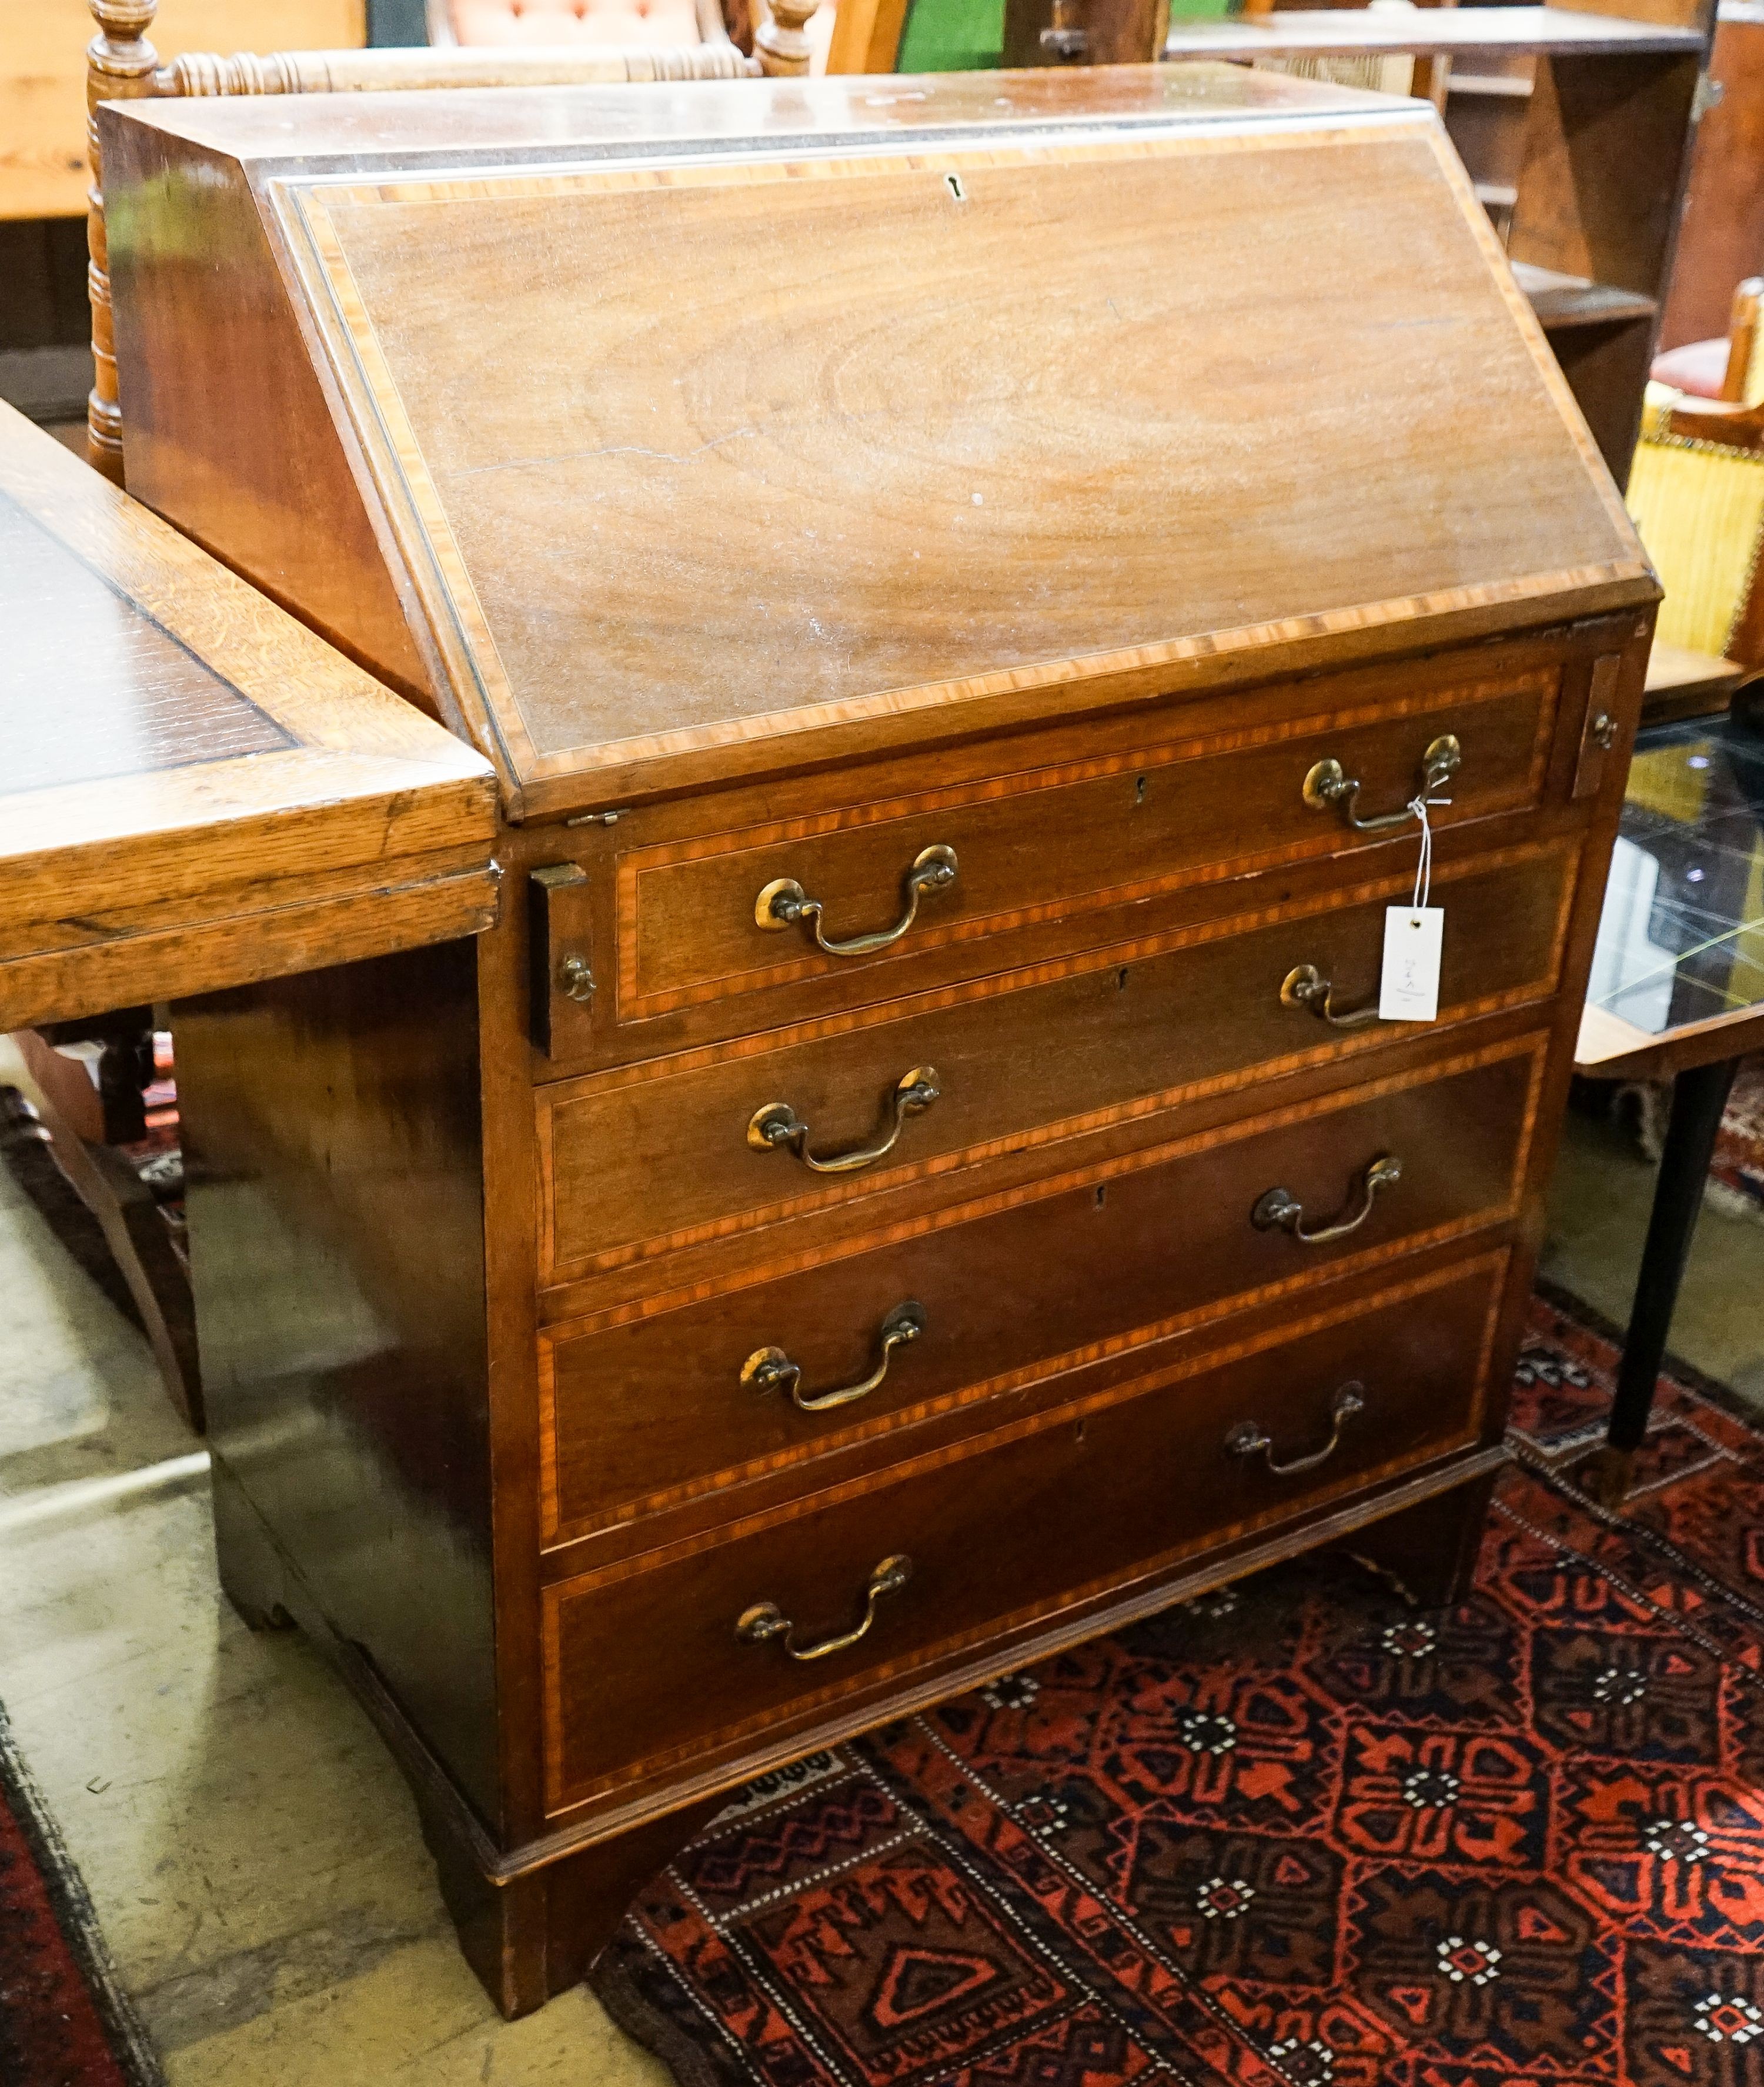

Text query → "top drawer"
[609,664,1561,1034]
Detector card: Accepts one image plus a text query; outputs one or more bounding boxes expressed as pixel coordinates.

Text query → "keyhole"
[1117,967,1129,991]
[1134,774,1148,806]
[945,173,967,202]
[1095,1184,1107,1208]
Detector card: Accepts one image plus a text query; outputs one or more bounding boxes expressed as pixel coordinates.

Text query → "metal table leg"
[1582,1055,1739,1505]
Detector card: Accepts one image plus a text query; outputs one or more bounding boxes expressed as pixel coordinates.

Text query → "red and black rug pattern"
[592,1292,1764,2087]
[1710,1060,1764,1225]
[0,1702,162,2087]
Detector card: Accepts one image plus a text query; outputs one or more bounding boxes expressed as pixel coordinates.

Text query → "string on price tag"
[1378,786,1448,1021]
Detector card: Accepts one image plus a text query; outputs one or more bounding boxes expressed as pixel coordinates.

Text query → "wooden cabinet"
[101,64,1658,2018]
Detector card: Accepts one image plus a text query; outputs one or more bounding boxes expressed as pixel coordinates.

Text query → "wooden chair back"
[1720,276,1764,405]
[82,0,818,481]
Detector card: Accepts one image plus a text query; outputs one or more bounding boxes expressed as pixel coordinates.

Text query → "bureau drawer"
[540,1041,1539,1545]
[542,1251,1505,1814]
[539,840,1575,1286]
[612,666,1559,1029]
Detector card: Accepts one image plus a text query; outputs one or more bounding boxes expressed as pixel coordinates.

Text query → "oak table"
[1573,711,1764,1501]
[0,405,499,1033]
[0,403,500,1422]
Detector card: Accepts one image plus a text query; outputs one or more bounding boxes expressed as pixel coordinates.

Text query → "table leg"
[1582,1055,1738,1506]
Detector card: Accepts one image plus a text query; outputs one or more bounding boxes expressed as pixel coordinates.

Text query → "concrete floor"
[1,1100,1760,2084]
[0,1153,666,2086]
[1539,1097,1764,1405]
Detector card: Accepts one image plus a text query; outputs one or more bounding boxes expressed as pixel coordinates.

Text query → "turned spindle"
[85,0,161,483]
[755,0,820,74]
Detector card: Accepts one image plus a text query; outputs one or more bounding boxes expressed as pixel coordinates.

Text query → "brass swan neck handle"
[1227,1381,1365,1476]
[737,1554,913,1661]
[1281,962,1384,1030]
[1251,1154,1402,1244]
[756,844,958,958]
[1303,733,1461,834]
[743,1303,926,1413]
[748,1067,940,1174]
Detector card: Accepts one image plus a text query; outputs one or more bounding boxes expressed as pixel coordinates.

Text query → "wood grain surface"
[101,66,1655,814]
[540,1041,1543,1547]
[0,403,498,1031]
[542,1251,1505,1814]
[538,847,1573,1285]
[0,0,363,222]
[302,123,1638,797]
[106,64,1663,2019]
[616,670,1558,1020]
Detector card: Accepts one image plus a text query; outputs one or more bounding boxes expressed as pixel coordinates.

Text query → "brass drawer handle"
[737,1554,913,1661]
[1303,733,1461,833]
[1251,1153,1402,1244]
[743,1301,926,1412]
[1227,1380,1365,1476]
[747,1066,940,1175]
[756,844,958,957]
[1281,963,1382,1030]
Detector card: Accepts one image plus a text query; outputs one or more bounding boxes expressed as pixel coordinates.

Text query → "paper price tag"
[1379,907,1443,1021]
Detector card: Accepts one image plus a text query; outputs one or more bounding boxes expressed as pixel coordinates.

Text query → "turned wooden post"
[756,0,818,74]
[86,0,161,484]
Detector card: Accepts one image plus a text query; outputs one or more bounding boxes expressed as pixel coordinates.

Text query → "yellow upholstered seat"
[1627,421,1764,662]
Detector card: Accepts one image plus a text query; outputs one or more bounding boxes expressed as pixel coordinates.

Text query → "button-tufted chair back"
[436,0,712,46]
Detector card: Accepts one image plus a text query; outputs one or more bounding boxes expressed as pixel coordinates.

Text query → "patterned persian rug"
[0,1701,162,2086]
[592,1287,1764,2087]
[1609,1056,1764,1227]
[1709,1060,1764,1225]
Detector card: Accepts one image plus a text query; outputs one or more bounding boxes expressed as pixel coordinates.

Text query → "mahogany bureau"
[100,64,1659,2014]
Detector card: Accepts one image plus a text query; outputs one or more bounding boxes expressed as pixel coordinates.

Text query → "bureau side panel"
[1472,627,1655,1447]
[175,940,500,1828]
[102,120,441,716]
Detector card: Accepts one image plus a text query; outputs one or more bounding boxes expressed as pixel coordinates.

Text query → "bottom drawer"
[543,1249,1506,1815]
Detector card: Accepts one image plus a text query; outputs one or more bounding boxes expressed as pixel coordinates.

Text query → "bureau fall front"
[99,63,1658,2013]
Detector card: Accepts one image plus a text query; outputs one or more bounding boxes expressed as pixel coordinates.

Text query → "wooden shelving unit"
[1161,8,1700,55]
[1164,3,1716,492]
[1511,261,1659,328]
